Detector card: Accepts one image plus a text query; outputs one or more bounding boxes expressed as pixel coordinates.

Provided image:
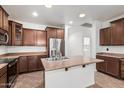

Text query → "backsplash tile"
[0,46,7,54]
[0,46,47,55]
[6,46,47,53]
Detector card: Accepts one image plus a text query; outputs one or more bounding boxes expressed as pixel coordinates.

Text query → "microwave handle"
[5,33,9,44]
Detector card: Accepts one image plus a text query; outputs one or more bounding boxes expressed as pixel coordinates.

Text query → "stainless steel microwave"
[0,29,9,45]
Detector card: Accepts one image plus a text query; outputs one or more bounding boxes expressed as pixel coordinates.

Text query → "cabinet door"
[100,29,105,45]
[106,57,120,77]
[23,28,36,46]
[2,11,8,31]
[111,19,124,45]
[28,56,38,72]
[36,31,47,46]
[18,57,28,73]
[100,27,111,45]
[0,7,2,29]
[37,55,47,70]
[96,62,107,72]
[0,73,7,88]
[96,55,107,72]
[46,27,57,39]
[57,29,64,39]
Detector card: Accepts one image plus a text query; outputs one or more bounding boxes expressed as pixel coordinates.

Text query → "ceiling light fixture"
[69,21,73,24]
[79,13,86,18]
[45,5,52,8]
[32,12,38,17]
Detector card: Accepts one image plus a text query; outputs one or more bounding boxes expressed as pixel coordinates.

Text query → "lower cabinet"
[18,55,47,73]
[106,58,120,77]
[0,66,7,88]
[96,55,120,78]
[0,73,7,88]
[18,56,28,73]
[96,55,107,72]
[28,56,38,72]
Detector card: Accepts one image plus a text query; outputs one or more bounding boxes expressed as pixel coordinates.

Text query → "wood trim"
[0,5,9,16]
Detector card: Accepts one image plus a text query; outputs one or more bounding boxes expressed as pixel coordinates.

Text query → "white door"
[83,37,91,58]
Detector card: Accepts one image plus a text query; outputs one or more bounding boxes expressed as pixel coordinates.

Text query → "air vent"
[80,23,92,28]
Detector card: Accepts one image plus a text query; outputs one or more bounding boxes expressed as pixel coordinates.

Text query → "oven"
[7,58,18,88]
[0,58,18,88]
[0,29,9,45]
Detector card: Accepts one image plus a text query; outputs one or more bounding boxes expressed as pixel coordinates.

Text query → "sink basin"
[45,56,68,62]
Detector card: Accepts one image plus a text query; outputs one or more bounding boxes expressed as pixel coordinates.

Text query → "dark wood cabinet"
[100,27,111,45]
[36,31,47,46]
[0,7,2,29]
[28,56,38,72]
[57,29,64,39]
[18,56,28,73]
[0,65,7,88]
[106,57,120,77]
[96,55,120,78]
[111,18,124,45]
[96,55,107,72]
[23,28,36,46]
[0,73,7,88]
[18,55,47,73]
[120,59,124,79]
[46,27,57,39]
[37,55,47,70]
[0,6,9,32]
[23,28,47,46]
[2,11,8,32]
[9,21,23,46]
[46,27,64,39]
[100,18,124,45]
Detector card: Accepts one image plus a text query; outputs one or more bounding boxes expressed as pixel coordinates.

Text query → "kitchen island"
[41,56,103,88]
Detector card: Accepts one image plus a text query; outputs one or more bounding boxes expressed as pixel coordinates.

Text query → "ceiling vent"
[80,23,92,28]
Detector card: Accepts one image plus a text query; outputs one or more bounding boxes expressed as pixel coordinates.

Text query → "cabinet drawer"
[0,73,7,88]
[0,66,7,77]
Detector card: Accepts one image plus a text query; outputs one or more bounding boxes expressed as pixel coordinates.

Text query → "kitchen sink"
[45,56,69,62]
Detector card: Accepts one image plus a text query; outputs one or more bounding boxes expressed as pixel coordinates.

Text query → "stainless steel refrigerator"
[49,38,65,57]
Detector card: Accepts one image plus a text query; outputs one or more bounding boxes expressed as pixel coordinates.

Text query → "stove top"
[0,58,17,64]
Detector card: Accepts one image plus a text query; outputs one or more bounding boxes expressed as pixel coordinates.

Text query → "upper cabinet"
[8,21,23,46]
[22,28,47,46]
[23,28,36,46]
[36,31,47,46]
[100,18,124,45]
[0,6,9,32]
[46,27,57,39]
[100,27,111,45]
[0,7,3,29]
[111,18,124,45]
[46,27,64,40]
[57,29,64,39]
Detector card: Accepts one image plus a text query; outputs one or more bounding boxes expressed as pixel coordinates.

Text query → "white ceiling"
[2,5,124,27]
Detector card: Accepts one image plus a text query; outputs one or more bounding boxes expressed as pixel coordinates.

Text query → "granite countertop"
[0,52,47,59]
[96,52,124,59]
[0,63,8,69]
[41,56,103,71]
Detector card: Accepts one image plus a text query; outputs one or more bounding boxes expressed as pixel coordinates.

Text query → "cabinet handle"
[65,68,68,71]
[82,65,86,68]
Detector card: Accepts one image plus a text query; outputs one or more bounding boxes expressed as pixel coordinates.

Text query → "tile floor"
[14,71,124,88]
[14,71,43,88]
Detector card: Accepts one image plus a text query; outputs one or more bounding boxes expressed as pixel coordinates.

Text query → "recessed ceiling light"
[32,12,38,17]
[79,13,85,18]
[45,5,52,8]
[69,21,73,24]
